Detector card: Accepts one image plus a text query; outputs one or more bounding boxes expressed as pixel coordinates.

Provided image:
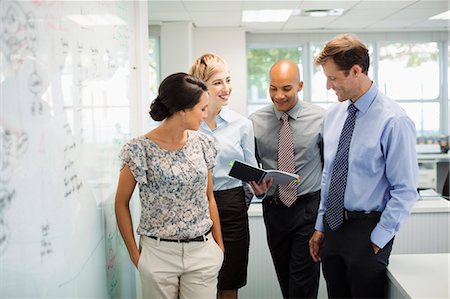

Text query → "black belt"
[344,210,381,220]
[148,229,211,243]
[266,190,320,205]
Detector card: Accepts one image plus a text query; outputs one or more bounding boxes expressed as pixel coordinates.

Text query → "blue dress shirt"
[315,83,419,248]
[200,107,258,191]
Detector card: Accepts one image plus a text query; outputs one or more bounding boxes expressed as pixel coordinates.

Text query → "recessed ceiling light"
[242,9,292,23]
[293,8,344,17]
[429,10,450,20]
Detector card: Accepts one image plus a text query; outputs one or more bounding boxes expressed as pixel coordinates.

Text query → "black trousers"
[262,191,320,299]
[321,216,394,298]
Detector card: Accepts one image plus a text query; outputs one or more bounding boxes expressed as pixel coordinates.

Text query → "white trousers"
[138,233,224,299]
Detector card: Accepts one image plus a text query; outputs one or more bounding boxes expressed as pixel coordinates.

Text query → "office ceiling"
[148,0,449,32]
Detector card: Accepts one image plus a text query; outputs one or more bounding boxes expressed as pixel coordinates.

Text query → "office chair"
[442,171,449,198]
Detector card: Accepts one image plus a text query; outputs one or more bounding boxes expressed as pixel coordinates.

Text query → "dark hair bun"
[148,72,208,121]
[149,96,169,121]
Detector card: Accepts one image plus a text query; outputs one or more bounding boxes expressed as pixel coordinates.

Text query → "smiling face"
[269,61,303,112]
[206,68,232,111]
[321,58,361,102]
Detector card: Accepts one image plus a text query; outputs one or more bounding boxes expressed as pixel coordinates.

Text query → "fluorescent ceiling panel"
[242,9,292,23]
[429,10,450,20]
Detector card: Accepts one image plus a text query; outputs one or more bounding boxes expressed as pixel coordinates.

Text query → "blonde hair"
[189,52,228,82]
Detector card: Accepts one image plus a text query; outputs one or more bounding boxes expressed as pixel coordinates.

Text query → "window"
[448,44,450,100]
[149,36,160,99]
[378,42,440,136]
[379,42,439,100]
[247,35,448,138]
[311,42,336,108]
[148,28,161,128]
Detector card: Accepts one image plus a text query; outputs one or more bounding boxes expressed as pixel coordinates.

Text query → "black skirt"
[214,186,250,290]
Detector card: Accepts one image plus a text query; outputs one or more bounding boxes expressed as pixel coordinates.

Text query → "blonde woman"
[190,53,257,299]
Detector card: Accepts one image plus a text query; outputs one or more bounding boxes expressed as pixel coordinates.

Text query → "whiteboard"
[0,1,139,297]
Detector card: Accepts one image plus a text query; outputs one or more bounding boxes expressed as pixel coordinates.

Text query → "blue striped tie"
[325,104,359,230]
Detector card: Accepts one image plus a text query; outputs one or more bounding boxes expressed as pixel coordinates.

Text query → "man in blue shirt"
[309,34,419,298]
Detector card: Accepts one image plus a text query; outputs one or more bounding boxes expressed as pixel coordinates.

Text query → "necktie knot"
[348,104,358,116]
[281,112,289,123]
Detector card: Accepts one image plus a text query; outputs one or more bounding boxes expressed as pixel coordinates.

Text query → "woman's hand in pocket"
[131,250,140,268]
[218,242,225,253]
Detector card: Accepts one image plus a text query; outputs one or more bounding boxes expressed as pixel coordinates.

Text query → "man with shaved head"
[249,60,325,298]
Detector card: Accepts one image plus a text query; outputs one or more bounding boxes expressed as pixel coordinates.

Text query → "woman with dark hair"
[115,72,224,299]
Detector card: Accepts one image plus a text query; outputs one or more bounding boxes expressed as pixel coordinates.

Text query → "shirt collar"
[351,82,378,114]
[274,99,302,120]
[200,106,230,132]
[217,106,231,123]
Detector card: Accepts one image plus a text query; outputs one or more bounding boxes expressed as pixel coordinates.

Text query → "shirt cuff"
[314,214,325,232]
[256,193,266,200]
[370,224,395,249]
[244,182,255,195]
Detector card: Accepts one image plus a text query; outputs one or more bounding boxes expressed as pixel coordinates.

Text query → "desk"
[412,196,450,213]
[241,198,449,299]
[248,196,450,216]
[417,153,450,162]
[387,253,450,299]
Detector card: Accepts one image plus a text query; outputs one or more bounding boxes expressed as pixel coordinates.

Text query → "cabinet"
[242,197,450,299]
[417,153,450,194]
[418,160,437,189]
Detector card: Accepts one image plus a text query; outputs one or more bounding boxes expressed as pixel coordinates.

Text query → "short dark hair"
[149,72,208,121]
[315,34,370,75]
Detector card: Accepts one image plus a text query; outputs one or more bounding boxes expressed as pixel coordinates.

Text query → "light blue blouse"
[200,107,258,191]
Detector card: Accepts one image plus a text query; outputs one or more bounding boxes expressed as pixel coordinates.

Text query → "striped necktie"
[325,104,359,230]
[277,113,298,207]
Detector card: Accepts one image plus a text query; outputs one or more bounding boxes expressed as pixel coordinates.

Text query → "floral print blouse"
[119,131,217,239]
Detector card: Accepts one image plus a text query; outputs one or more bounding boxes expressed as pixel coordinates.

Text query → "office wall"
[160,22,193,79]
[159,24,248,116]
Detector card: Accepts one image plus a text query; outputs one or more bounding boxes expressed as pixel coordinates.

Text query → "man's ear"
[298,81,304,92]
[352,65,362,76]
